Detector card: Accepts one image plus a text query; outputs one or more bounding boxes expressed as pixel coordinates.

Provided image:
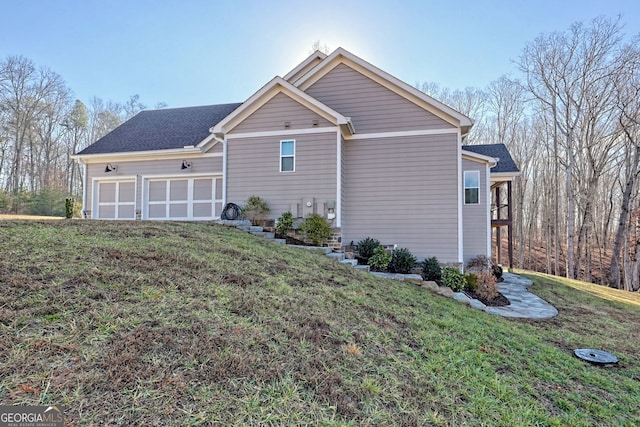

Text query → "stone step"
[262,232,275,239]
[354,264,371,272]
[236,225,251,232]
[340,259,357,267]
[274,238,286,245]
[327,252,345,261]
[250,231,265,237]
[249,226,264,233]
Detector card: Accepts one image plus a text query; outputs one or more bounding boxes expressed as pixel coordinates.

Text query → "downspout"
[212,135,227,208]
[80,159,88,218]
[336,130,342,228]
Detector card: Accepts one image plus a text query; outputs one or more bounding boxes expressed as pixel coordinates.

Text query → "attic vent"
[284,121,291,129]
[312,119,319,127]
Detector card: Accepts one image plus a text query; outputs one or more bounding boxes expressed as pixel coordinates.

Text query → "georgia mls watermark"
[0,406,64,427]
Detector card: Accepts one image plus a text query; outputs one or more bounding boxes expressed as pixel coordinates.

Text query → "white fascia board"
[345,128,458,140]
[490,171,521,182]
[73,147,208,164]
[295,47,473,129]
[461,150,498,167]
[210,76,352,136]
[284,51,327,82]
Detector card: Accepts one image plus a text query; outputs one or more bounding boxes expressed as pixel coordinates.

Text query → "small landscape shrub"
[389,247,417,274]
[476,270,499,300]
[421,256,442,283]
[368,245,391,271]
[464,273,478,292]
[442,266,466,292]
[243,195,270,224]
[300,213,332,246]
[356,237,380,263]
[492,263,503,281]
[275,211,294,236]
[466,255,492,274]
[65,197,75,219]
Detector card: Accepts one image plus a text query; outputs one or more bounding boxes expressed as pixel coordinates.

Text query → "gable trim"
[461,149,497,167]
[226,126,339,140]
[283,51,327,82]
[210,76,354,136]
[345,128,458,141]
[295,48,473,131]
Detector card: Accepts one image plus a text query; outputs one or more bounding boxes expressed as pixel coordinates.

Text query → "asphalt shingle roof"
[76,103,242,155]
[462,143,520,174]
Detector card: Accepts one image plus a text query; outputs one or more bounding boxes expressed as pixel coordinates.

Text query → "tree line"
[418,16,640,291]
[0,55,155,215]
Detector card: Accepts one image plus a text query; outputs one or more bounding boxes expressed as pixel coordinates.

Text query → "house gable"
[211,76,354,137]
[230,92,334,134]
[295,48,472,134]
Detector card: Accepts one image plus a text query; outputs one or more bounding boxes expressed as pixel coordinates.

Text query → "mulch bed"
[464,291,511,307]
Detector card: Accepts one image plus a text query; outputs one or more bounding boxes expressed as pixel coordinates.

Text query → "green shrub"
[356,237,380,263]
[275,211,294,236]
[65,197,76,219]
[242,195,270,224]
[464,273,478,292]
[368,245,391,271]
[421,257,442,283]
[389,248,417,274]
[442,266,466,292]
[492,263,503,280]
[300,213,332,246]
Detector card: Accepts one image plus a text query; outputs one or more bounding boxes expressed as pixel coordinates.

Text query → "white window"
[464,171,480,204]
[280,140,295,172]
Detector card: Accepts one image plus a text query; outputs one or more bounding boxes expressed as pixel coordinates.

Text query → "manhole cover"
[574,348,618,365]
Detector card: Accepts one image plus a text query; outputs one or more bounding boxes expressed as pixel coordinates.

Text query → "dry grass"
[0,220,639,426]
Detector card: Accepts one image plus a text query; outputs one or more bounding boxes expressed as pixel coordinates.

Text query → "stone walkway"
[453,272,558,319]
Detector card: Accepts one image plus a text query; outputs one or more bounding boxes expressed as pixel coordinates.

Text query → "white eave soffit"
[292,47,473,129]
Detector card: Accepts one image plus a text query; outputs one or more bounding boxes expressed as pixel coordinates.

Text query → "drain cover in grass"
[574,348,619,365]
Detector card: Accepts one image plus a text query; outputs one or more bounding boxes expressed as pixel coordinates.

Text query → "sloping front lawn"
[0,220,639,426]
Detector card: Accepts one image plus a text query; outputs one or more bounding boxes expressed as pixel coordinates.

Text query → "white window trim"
[280,139,295,172]
[464,170,480,205]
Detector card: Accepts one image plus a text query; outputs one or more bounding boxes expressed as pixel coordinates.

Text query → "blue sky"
[2,0,639,109]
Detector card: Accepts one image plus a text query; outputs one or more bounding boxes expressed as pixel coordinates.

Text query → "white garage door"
[95,180,136,220]
[145,177,223,220]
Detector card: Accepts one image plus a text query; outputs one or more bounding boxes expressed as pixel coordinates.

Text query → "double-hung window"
[464,171,480,204]
[280,140,295,172]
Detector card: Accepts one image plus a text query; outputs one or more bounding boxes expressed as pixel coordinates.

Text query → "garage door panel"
[119,182,135,203]
[119,205,135,219]
[100,205,116,219]
[170,203,188,217]
[193,203,212,217]
[149,181,166,202]
[170,180,188,201]
[149,204,166,219]
[193,179,212,200]
[99,183,116,203]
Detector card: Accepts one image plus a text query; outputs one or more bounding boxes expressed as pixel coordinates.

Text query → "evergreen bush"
[421,256,442,283]
[275,211,294,236]
[356,237,381,263]
[242,195,270,224]
[389,247,417,274]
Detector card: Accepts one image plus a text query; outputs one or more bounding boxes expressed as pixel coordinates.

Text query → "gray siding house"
[73,48,519,264]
